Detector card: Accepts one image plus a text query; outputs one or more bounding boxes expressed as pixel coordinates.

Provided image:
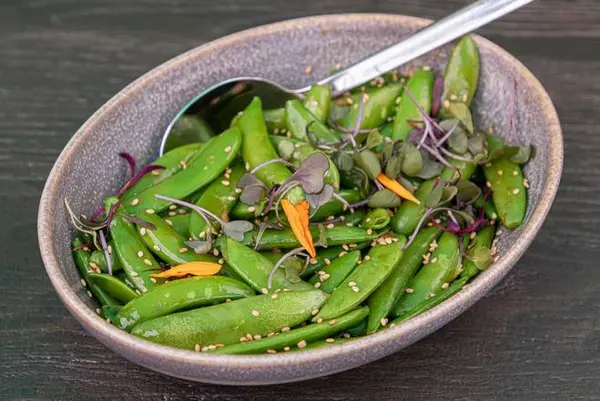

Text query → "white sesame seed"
[364,255,371,261]
[131,198,139,206]
[329,319,337,326]
[227,196,236,201]
[226,298,232,302]
[179,247,188,253]
[271,293,278,299]
[201,346,209,352]
[513,188,520,195]
[380,318,388,326]
[151,170,160,176]
[338,251,347,257]
[240,337,247,342]
[284,346,291,351]
[87,290,93,298]
[486,181,492,188]
[281,327,291,332]
[314,282,322,289]
[153,245,161,252]
[130,271,138,277]
[316,318,324,324]
[441,282,450,289]
[248,206,256,213]
[213,248,220,256]
[194,344,201,352]
[267,349,277,354]
[324,258,331,265]
[311,309,319,316]
[443,100,451,109]
[169,204,177,210]
[513,170,519,176]
[218,258,224,265]
[261,288,268,295]
[352,285,360,292]
[168,211,176,216]
[95,308,101,315]
[252,310,260,317]
[405,288,414,294]
[224,146,232,153]
[470,232,477,239]
[145,209,155,214]
[305,65,312,75]
[326,223,334,229]
[297,340,307,349]
[139,228,147,236]
[137,251,143,258]
[321,273,330,281]
[222,180,230,186]
[80,279,87,287]
[180,160,188,169]
[497,169,504,176]
[150,278,157,283]
[235,188,242,194]
[326,338,335,343]
[144,259,152,266]
[342,244,349,251]
[523,178,530,188]
[342,333,351,339]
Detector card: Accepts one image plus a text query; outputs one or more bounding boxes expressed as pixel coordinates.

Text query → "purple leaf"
[237,173,268,205]
[289,153,329,194]
[223,220,254,241]
[184,240,212,254]
[306,184,334,211]
[431,75,444,117]
[118,152,137,178]
[116,165,165,197]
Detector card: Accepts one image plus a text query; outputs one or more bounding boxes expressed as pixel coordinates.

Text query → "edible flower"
[150,261,222,278]
[281,199,316,258]
[376,173,421,205]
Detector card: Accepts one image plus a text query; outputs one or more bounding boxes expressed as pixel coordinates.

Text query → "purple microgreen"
[116,164,165,198]
[419,142,453,168]
[118,213,157,231]
[288,153,330,194]
[403,207,435,250]
[118,152,137,178]
[260,185,281,216]
[254,221,283,250]
[374,180,384,191]
[238,173,268,205]
[222,220,254,242]
[184,239,212,255]
[431,75,444,117]
[88,206,106,223]
[307,184,335,213]
[64,198,103,236]
[267,247,310,289]
[439,147,473,163]
[249,158,294,175]
[436,120,460,147]
[98,230,112,276]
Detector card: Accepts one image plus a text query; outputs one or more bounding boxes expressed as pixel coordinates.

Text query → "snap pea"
[72,238,119,306]
[229,199,264,220]
[101,305,123,325]
[345,317,368,337]
[308,250,360,293]
[315,236,407,321]
[367,226,442,333]
[363,208,391,230]
[303,84,332,123]
[86,273,138,304]
[310,189,362,221]
[461,225,496,278]
[189,162,245,240]
[301,245,350,278]
[392,69,434,141]
[131,290,328,350]
[136,211,219,265]
[474,195,498,221]
[88,247,123,273]
[270,135,340,191]
[263,108,287,131]
[106,197,160,293]
[116,276,254,331]
[122,142,204,200]
[344,209,366,226]
[125,127,241,214]
[391,232,461,318]
[285,99,341,143]
[483,157,526,229]
[442,35,480,109]
[116,271,136,290]
[221,237,314,292]
[302,337,354,350]
[212,307,368,355]
[162,214,190,238]
[390,179,436,235]
[338,83,404,130]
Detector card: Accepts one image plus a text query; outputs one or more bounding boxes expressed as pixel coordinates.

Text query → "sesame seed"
[349,243,357,248]
[405,288,414,294]
[326,338,335,343]
[150,278,157,283]
[95,308,101,315]
[252,310,260,317]
[80,279,87,287]
[311,309,319,316]
[513,170,519,176]
[222,180,230,186]
[139,228,147,236]
[523,178,530,188]
[145,209,155,214]
[131,198,139,206]
[485,162,492,168]
[486,181,492,188]
[218,258,224,265]
[130,271,138,277]
[497,169,504,176]
[180,160,188,169]
[194,344,201,352]
[253,335,262,340]
[281,327,290,332]
[324,258,331,265]
[201,346,209,352]
[267,332,276,338]
[305,65,312,75]
[357,260,362,265]
[240,337,248,342]
[329,319,337,326]
[213,248,220,256]
[431,257,438,264]
[441,282,450,289]
[342,244,349,251]
[144,259,152,266]
[284,346,291,351]
[178,247,188,253]
[137,251,143,258]
[380,318,388,326]
[151,170,160,176]
[348,281,357,287]
[267,349,277,354]
[227,196,236,202]
[326,223,334,229]
[470,232,477,239]
[310,258,317,264]
[338,251,347,257]
[321,273,330,281]
[168,211,176,216]
[346,97,354,105]
[395,96,402,104]
[316,318,324,323]
[153,245,161,252]
[450,94,458,101]
[314,282,322,289]
[226,298,232,302]
[297,340,307,349]
[248,206,256,213]
[443,100,451,109]
[224,146,232,153]
[461,92,468,102]
[89,262,99,270]
[364,255,371,261]
[246,334,253,340]
[235,188,242,195]
[351,285,360,292]
[513,188,520,195]
[261,288,268,294]
[87,290,93,298]
[198,231,206,239]
[271,293,278,299]
[342,333,351,339]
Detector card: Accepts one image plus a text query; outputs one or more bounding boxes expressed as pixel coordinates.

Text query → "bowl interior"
[39,14,561,384]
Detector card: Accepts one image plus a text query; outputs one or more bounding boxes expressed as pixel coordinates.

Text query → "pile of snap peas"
[70,36,532,354]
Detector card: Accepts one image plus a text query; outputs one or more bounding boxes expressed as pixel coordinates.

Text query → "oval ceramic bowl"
[38,14,562,385]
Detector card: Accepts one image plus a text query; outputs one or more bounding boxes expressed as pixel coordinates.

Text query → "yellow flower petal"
[150,261,222,278]
[281,199,316,258]
[376,173,421,205]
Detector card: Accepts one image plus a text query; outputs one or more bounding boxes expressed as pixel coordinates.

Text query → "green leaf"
[339,167,371,198]
[467,131,486,155]
[425,180,445,208]
[332,150,354,172]
[398,175,420,193]
[368,189,402,208]
[401,143,423,176]
[456,179,482,203]
[414,150,443,179]
[505,145,533,164]
[382,141,395,162]
[284,257,305,283]
[365,129,383,149]
[316,224,328,248]
[452,209,475,226]
[353,150,381,180]
[447,126,469,154]
[276,139,296,160]
[447,102,474,133]
[438,186,458,206]
[385,154,403,179]
[472,247,492,270]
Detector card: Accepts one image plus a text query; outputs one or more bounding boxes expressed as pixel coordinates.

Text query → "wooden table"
[2,1,598,399]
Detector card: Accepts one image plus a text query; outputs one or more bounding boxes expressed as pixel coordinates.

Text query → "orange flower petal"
[376,173,421,205]
[281,199,316,258]
[150,261,222,278]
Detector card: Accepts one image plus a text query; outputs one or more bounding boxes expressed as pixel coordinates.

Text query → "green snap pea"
[308,250,360,293]
[303,84,332,123]
[440,157,477,183]
[390,178,436,235]
[221,237,314,292]
[136,212,219,265]
[101,305,123,325]
[302,337,354,350]
[86,273,138,304]
[116,271,136,290]
[483,157,526,229]
[474,195,498,221]
[344,209,366,226]
[106,198,160,293]
[391,232,461,318]
[338,83,404,130]
[390,276,470,325]
[189,162,245,239]
[169,115,215,145]
[229,200,263,220]
[363,208,392,230]
[461,225,496,278]
[367,226,442,333]
[392,69,434,141]
[88,248,123,274]
[72,238,119,306]
[310,189,362,221]
[125,127,242,214]
[263,108,287,131]
[315,236,407,321]
[301,246,350,277]
[162,214,191,238]
[131,290,328,350]
[212,306,368,355]
[442,35,480,109]
[345,317,368,337]
[285,99,341,143]
[270,135,340,191]
[116,276,254,331]
[122,143,204,200]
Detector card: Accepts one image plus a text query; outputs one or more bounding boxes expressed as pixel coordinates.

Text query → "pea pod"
[392,69,434,141]
[212,307,368,355]
[345,317,368,337]
[106,197,160,293]
[473,195,498,221]
[391,232,461,318]
[285,99,341,143]
[101,305,123,325]
[308,250,360,293]
[72,238,119,306]
[367,226,442,333]
[338,83,404,130]
[116,276,254,331]
[483,157,526,229]
[131,290,328,350]
[461,225,496,278]
[302,245,351,278]
[88,247,123,273]
[86,273,138,304]
[344,209,366,227]
[442,35,480,108]
[125,127,241,214]
[302,337,354,350]
[309,189,362,221]
[263,108,287,131]
[270,135,340,191]
[136,212,219,265]
[162,214,191,238]
[189,162,245,240]
[122,142,204,200]
[303,84,332,123]
[390,179,436,235]
[363,208,391,230]
[221,237,314,292]
[230,200,263,220]
[315,236,407,321]
[440,157,477,183]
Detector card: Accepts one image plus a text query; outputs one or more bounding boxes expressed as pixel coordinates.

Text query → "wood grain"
[2,0,599,399]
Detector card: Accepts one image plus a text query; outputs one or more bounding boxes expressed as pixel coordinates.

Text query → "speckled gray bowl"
[38,14,563,385]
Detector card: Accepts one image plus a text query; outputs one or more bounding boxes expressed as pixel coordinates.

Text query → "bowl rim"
[38,13,563,379]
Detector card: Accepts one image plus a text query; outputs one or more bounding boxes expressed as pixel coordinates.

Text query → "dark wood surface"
[1,0,598,399]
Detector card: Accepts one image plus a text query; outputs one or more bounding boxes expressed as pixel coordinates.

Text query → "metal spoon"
[160,0,533,155]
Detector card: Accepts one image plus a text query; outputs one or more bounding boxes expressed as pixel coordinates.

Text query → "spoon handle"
[320,0,534,96]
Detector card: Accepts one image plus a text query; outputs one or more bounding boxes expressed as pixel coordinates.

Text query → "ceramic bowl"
[38,14,563,385]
